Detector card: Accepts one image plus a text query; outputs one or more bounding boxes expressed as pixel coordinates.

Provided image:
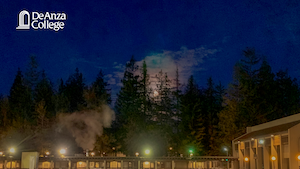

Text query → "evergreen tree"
[152,70,174,155]
[273,70,300,119]
[154,70,173,127]
[139,61,151,121]
[179,75,204,155]
[91,70,111,105]
[25,55,41,97]
[219,48,273,149]
[9,68,33,124]
[64,68,86,112]
[170,66,182,154]
[35,70,55,118]
[54,79,69,113]
[201,77,224,155]
[0,96,9,128]
[255,59,276,120]
[114,56,142,154]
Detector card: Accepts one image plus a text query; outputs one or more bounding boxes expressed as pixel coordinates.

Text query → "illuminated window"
[43,162,51,168]
[90,162,94,168]
[95,162,99,168]
[77,162,86,168]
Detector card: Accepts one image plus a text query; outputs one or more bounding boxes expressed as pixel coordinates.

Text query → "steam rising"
[59,105,115,150]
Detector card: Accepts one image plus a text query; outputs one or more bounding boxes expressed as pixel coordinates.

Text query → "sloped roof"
[233,120,300,142]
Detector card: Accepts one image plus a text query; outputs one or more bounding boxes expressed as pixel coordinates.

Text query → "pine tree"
[0,96,9,128]
[139,61,151,121]
[25,55,41,97]
[153,70,174,154]
[255,59,276,120]
[35,70,55,118]
[201,77,224,155]
[64,68,86,112]
[54,79,69,113]
[170,66,182,154]
[115,56,142,154]
[273,70,300,119]
[154,70,173,126]
[179,75,204,155]
[218,48,267,149]
[9,68,33,124]
[91,70,111,105]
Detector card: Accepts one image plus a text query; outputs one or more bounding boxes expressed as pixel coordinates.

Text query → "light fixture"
[244,157,249,162]
[9,148,15,153]
[271,135,274,137]
[135,152,139,157]
[251,138,254,141]
[271,156,276,161]
[145,149,150,155]
[259,139,264,144]
[45,151,50,155]
[297,155,300,161]
[59,148,66,155]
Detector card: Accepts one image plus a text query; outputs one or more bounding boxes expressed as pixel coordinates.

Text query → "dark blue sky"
[1,0,300,101]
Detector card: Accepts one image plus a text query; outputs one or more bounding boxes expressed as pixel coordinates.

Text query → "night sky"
[1,0,300,101]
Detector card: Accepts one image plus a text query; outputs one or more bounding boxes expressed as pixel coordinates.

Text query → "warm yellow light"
[79,162,82,165]
[271,156,276,161]
[154,91,159,97]
[244,157,249,162]
[144,162,149,165]
[0,152,3,155]
[9,148,15,153]
[59,148,66,155]
[91,152,95,156]
[169,147,173,150]
[298,155,300,160]
[45,151,50,155]
[145,149,150,155]
[135,152,139,156]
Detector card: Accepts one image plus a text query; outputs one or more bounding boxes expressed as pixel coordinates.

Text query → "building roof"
[233,120,300,142]
[40,156,239,161]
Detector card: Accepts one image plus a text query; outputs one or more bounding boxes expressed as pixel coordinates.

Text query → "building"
[0,155,237,169]
[232,113,300,169]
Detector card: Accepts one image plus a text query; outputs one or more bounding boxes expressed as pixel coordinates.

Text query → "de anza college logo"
[16,10,67,31]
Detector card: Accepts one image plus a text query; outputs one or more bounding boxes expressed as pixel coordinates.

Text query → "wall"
[288,123,300,168]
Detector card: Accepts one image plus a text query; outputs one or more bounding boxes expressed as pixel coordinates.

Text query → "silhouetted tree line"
[0,48,299,157]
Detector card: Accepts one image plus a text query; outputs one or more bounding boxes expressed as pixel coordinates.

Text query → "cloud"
[137,46,218,87]
[108,46,218,102]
